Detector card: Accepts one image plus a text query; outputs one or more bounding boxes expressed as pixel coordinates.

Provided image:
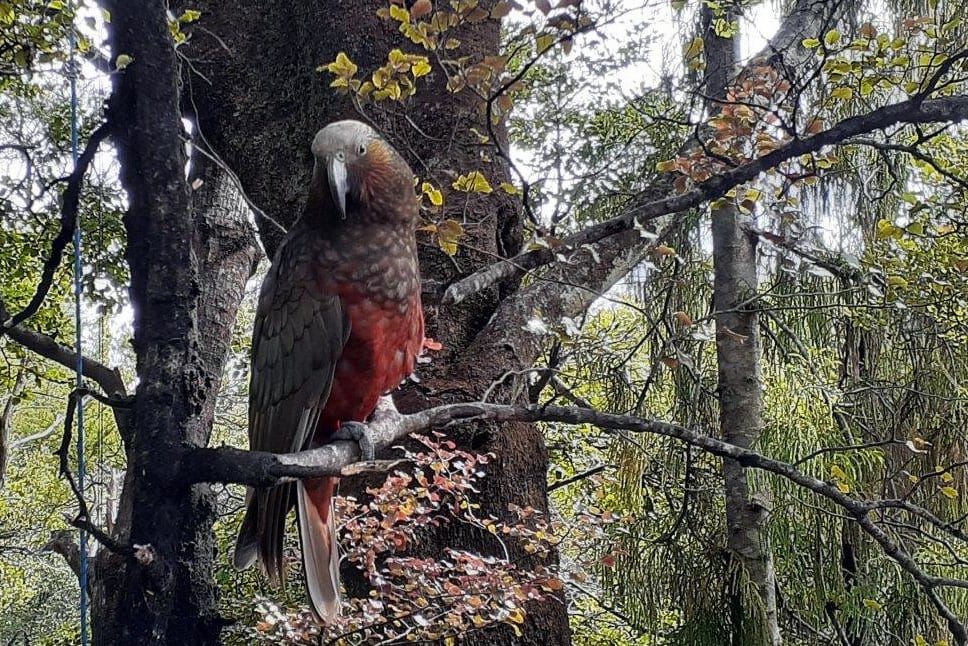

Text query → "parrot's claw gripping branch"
[331,421,375,462]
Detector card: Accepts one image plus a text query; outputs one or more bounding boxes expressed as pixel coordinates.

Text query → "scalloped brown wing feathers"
[232,232,349,585]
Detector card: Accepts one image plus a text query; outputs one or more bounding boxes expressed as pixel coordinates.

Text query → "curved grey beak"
[327,157,348,219]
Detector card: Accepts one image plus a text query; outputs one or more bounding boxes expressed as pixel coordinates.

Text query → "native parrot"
[233,120,425,620]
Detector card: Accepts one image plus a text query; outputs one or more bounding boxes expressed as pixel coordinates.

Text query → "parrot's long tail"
[297,476,342,621]
[233,483,294,585]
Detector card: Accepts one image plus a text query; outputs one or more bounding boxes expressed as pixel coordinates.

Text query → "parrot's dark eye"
[335,151,346,162]
[358,143,367,156]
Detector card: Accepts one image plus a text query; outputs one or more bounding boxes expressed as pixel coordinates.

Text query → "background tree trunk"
[703,5,780,644]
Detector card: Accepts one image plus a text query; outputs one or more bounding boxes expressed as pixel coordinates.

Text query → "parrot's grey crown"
[311,120,380,220]
[311,120,378,160]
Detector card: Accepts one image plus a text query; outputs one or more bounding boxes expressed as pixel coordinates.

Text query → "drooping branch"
[0,120,112,332]
[443,94,968,306]
[181,400,967,643]
[55,389,136,562]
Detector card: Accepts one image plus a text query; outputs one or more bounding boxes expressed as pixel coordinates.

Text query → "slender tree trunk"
[703,5,780,644]
[0,368,25,489]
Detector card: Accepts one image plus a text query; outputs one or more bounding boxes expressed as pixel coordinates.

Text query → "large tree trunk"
[703,5,780,644]
[91,2,257,643]
[175,1,566,643]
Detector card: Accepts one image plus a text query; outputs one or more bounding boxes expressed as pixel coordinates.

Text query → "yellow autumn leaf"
[326,51,358,78]
[421,182,443,206]
[940,486,959,499]
[831,86,854,100]
[830,464,848,480]
[536,33,555,53]
[862,598,882,611]
[499,182,519,195]
[437,219,464,256]
[684,36,703,60]
[452,171,493,193]
[389,4,409,22]
[655,244,676,256]
[412,58,432,78]
[836,482,850,494]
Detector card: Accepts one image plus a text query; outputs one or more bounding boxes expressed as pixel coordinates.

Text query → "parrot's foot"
[333,421,375,462]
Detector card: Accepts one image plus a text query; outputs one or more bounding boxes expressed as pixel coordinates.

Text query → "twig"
[56,389,134,559]
[547,464,609,492]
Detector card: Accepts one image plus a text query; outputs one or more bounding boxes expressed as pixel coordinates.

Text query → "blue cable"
[67,7,89,644]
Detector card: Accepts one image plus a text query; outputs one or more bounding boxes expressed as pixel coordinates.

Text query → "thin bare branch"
[0,299,127,400]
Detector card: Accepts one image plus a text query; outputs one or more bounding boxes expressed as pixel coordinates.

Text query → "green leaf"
[824,29,841,46]
[802,38,821,49]
[940,486,959,499]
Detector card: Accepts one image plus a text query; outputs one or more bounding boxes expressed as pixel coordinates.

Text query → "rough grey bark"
[704,5,779,645]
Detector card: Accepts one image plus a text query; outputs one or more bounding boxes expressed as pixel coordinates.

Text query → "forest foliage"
[2,0,968,644]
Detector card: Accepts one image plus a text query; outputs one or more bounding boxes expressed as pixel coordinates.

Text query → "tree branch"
[56,389,136,560]
[0,298,127,399]
[182,400,967,643]
[443,94,968,306]
[0,120,112,332]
